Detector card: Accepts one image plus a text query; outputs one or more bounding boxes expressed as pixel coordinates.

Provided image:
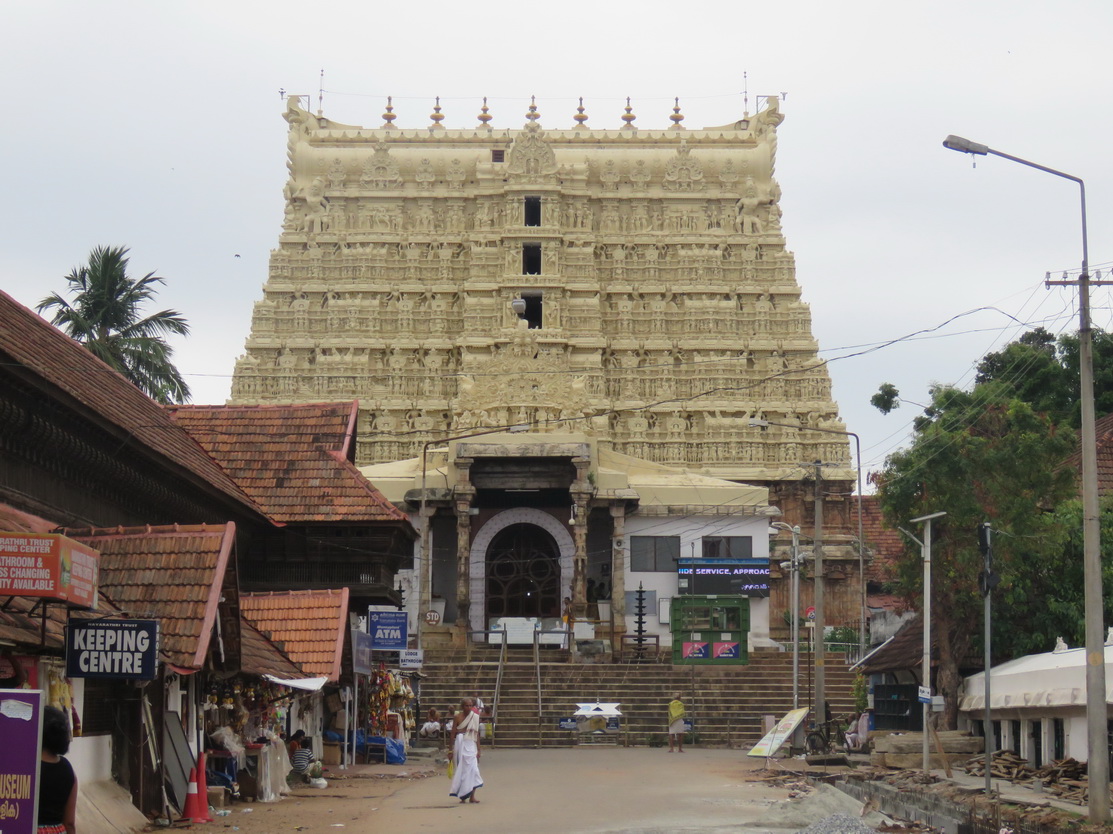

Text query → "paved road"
[355,747,788,834]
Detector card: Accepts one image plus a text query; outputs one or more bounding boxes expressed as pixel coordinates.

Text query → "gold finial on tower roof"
[526,95,540,124]
[621,96,636,130]
[669,97,686,130]
[573,96,588,129]
[381,96,397,129]
[430,96,445,128]
[478,96,493,128]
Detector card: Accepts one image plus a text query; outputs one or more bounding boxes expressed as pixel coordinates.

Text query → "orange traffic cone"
[196,752,211,810]
[181,765,212,823]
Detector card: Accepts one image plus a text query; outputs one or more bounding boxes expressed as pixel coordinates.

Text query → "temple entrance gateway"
[485,523,561,619]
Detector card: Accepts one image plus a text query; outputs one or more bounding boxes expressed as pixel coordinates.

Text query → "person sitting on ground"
[420,708,443,738]
[286,729,306,759]
[289,738,323,783]
[844,711,871,751]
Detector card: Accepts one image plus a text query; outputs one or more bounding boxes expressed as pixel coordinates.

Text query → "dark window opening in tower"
[522,293,543,329]
[491,149,505,163]
[524,196,542,226]
[523,243,541,275]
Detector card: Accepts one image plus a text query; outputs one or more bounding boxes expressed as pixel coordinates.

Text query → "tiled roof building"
[61,523,241,671]
[0,290,261,526]
[241,589,350,681]
[167,403,415,607]
[166,402,407,523]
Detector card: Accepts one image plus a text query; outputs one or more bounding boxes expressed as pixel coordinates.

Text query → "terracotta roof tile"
[856,613,931,674]
[241,589,349,681]
[59,523,235,669]
[166,403,410,525]
[0,593,123,650]
[0,292,257,514]
[239,616,305,678]
[1064,412,1113,497]
[861,495,905,584]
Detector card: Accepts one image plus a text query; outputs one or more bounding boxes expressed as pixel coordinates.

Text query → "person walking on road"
[667,693,687,753]
[449,696,484,804]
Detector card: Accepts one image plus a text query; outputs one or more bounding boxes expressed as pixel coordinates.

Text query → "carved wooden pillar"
[609,502,627,638]
[570,457,593,619]
[453,457,475,635]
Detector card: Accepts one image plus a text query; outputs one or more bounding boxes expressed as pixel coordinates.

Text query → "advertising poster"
[0,688,44,833]
[713,641,740,659]
[0,533,98,608]
[0,655,37,690]
[747,707,809,758]
[351,629,374,675]
[682,642,708,659]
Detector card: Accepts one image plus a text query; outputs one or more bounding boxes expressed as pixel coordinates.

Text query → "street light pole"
[773,522,803,709]
[944,135,1109,821]
[907,511,945,773]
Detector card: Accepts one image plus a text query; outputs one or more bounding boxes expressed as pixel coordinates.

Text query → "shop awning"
[264,675,328,691]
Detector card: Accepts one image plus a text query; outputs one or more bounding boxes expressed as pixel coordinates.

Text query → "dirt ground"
[166,747,835,834]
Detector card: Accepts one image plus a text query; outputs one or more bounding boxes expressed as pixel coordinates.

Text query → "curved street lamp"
[944,135,1108,821]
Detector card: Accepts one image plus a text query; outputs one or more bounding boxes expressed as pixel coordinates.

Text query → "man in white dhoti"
[449,697,484,803]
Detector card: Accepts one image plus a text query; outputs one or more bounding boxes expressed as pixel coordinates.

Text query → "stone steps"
[418,651,859,748]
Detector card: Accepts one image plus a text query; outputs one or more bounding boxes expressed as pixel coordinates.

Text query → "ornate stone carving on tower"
[231,94,852,487]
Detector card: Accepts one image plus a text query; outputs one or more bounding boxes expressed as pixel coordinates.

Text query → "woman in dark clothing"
[38,705,77,834]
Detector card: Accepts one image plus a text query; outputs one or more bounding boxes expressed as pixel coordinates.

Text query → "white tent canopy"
[264,674,329,692]
[960,644,1113,712]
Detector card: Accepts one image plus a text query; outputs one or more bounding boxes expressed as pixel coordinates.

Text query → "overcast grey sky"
[3,1,1112,480]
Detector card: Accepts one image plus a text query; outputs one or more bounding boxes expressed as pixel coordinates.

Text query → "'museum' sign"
[0,688,44,833]
[0,533,99,607]
[66,619,159,680]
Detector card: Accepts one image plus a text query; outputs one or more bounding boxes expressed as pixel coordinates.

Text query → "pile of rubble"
[961,751,1102,805]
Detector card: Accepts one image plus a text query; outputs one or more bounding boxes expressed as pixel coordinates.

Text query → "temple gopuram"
[230,95,863,648]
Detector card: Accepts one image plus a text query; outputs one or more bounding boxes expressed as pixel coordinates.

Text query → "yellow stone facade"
[231,96,851,485]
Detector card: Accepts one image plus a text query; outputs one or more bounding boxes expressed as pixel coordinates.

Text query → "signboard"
[557,717,577,730]
[0,688,44,833]
[682,641,708,659]
[423,609,441,626]
[747,707,809,758]
[677,559,770,597]
[805,606,816,621]
[0,533,98,608]
[66,619,159,680]
[399,649,424,669]
[713,641,740,659]
[352,629,374,675]
[368,611,407,651]
[918,685,932,704]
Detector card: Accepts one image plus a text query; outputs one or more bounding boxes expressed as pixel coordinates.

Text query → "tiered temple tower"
[231,94,852,497]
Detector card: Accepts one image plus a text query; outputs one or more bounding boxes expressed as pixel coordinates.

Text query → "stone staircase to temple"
[415,647,858,749]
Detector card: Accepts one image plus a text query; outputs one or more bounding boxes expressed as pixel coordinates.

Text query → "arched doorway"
[485,523,561,619]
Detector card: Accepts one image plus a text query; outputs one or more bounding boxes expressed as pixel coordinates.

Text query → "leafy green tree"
[974,326,1113,426]
[876,384,1076,728]
[38,246,191,404]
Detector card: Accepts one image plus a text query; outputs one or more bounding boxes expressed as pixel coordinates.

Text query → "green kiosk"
[670,558,769,665]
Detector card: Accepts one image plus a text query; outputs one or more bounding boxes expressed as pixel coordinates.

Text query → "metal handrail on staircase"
[531,627,568,746]
[463,629,507,743]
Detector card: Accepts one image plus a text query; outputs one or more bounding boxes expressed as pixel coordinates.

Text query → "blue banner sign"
[368,611,408,650]
[677,558,770,597]
[66,619,159,680]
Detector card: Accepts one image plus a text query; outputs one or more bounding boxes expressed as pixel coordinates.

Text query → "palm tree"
[37,246,192,404]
